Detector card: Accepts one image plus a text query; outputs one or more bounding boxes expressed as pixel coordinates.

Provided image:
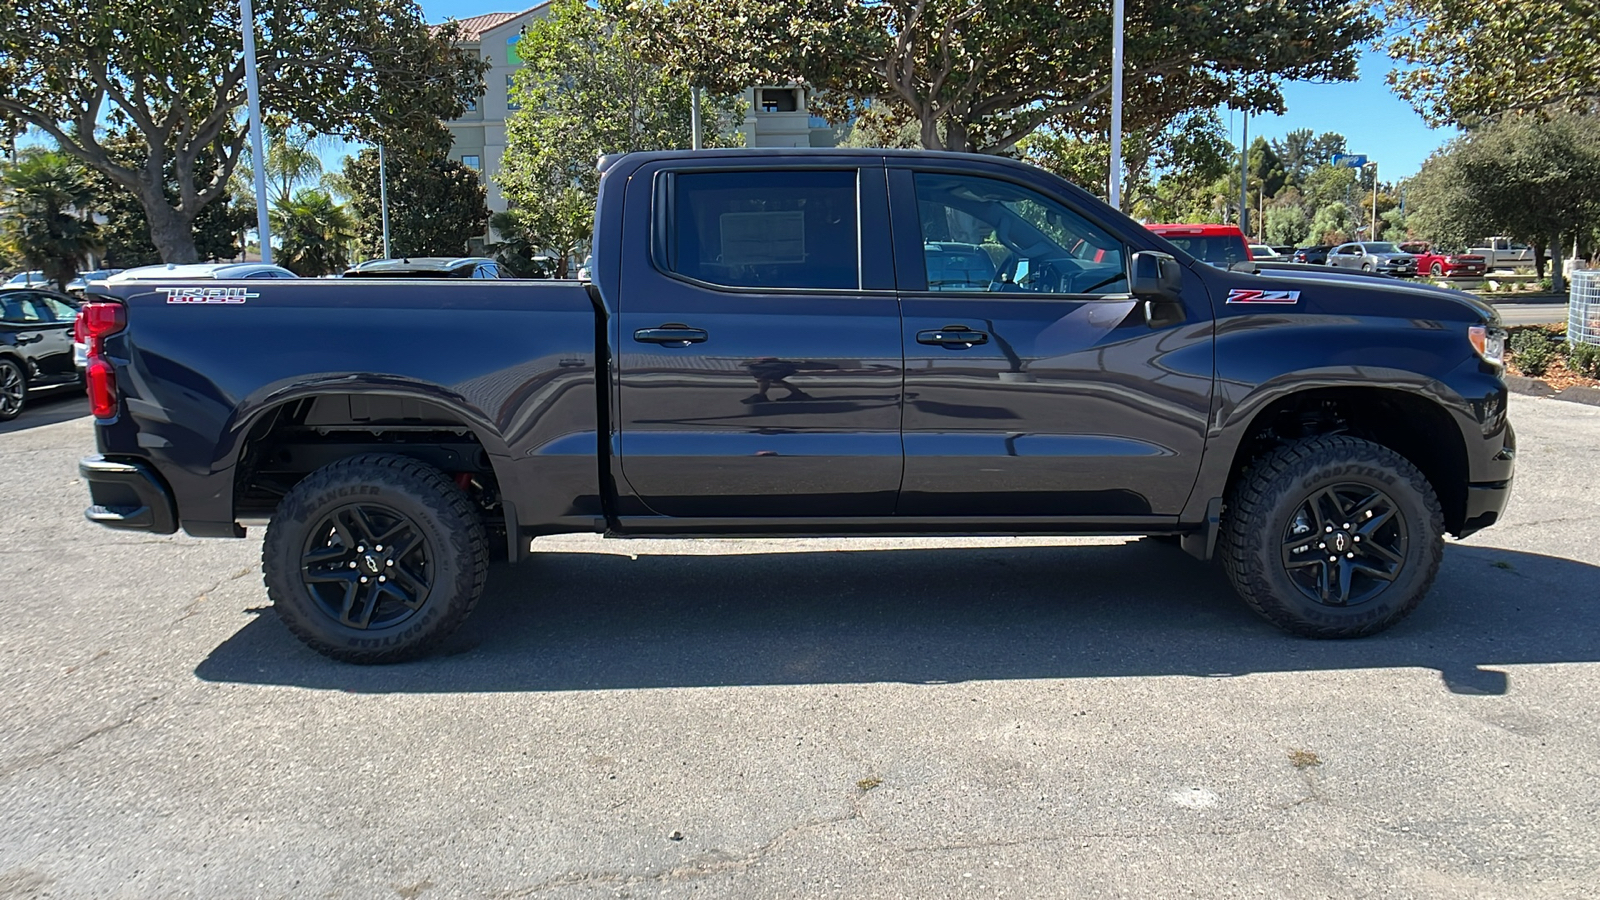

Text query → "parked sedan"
[0,288,82,420]
[1292,245,1332,265]
[1326,242,1417,276]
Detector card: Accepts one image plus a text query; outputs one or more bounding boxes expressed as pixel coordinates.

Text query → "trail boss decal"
[163,286,259,304]
[1226,289,1300,305]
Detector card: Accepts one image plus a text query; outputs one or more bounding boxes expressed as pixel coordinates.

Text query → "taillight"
[82,301,126,419]
[73,314,86,344]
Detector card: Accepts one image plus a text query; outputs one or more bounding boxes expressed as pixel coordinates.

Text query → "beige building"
[442,7,841,242]
[441,4,554,230]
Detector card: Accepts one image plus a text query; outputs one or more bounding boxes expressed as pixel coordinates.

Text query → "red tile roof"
[441,5,548,41]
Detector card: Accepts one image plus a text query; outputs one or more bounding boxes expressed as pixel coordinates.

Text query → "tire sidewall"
[1233,443,1442,635]
[0,358,25,421]
[264,462,480,660]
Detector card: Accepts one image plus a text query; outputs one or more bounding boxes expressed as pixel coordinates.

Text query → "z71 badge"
[1226,289,1300,304]
[163,286,258,304]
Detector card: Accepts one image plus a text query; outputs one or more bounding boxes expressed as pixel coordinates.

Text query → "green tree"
[1300,163,1359,213]
[1020,111,1232,217]
[342,149,489,260]
[1386,0,1598,125]
[1270,129,1347,186]
[0,0,487,264]
[0,150,101,289]
[1264,202,1311,247]
[1404,113,1600,290]
[271,189,355,276]
[1247,137,1288,199]
[627,0,1376,153]
[88,129,251,267]
[1309,202,1355,245]
[499,0,742,276]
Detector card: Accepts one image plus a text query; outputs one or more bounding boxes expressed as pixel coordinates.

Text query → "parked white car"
[104,262,298,282]
[1247,244,1286,262]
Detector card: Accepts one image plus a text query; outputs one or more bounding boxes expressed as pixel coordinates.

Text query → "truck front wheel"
[1221,436,1444,638]
[262,453,489,663]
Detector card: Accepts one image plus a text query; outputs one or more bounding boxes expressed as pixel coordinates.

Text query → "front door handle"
[916,326,989,348]
[634,324,708,345]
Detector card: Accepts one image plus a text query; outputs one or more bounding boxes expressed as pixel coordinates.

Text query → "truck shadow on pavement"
[195,540,1599,697]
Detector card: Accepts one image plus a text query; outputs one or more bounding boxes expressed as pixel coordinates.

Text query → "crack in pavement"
[175,566,258,622]
[0,694,163,781]
[493,787,876,896]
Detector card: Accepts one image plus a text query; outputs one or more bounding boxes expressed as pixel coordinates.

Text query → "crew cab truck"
[79,149,1516,663]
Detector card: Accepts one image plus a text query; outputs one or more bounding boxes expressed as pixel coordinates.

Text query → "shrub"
[1511,328,1556,376]
[1569,342,1600,379]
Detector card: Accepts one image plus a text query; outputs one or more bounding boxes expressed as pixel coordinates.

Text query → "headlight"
[1469,325,1506,366]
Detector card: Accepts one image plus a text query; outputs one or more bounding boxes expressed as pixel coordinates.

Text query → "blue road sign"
[1331,153,1369,168]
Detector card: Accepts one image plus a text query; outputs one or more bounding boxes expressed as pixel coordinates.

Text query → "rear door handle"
[633,325,708,345]
[916,326,989,348]
[17,334,43,345]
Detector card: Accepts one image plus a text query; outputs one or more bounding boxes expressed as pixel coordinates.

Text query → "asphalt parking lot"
[2,390,1598,899]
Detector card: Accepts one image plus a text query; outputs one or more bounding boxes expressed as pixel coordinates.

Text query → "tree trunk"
[1550,234,1565,294]
[1532,243,1547,279]
[142,197,201,263]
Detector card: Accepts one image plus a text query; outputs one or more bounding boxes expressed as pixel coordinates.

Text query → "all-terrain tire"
[0,358,27,421]
[1220,436,1444,638]
[262,453,489,663]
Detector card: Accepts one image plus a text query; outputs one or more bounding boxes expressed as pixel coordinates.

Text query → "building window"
[462,155,480,170]
[507,74,520,111]
[759,88,799,113]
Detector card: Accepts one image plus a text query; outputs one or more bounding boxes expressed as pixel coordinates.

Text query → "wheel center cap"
[1332,531,1351,554]
[361,554,381,574]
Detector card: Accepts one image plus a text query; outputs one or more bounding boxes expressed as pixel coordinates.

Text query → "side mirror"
[1129,250,1183,303]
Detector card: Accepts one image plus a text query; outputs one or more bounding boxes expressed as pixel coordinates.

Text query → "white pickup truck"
[1469,237,1535,270]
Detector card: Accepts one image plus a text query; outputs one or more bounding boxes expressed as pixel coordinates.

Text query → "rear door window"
[661,170,860,291]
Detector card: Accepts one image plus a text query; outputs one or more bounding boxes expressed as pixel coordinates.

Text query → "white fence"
[1571,270,1600,347]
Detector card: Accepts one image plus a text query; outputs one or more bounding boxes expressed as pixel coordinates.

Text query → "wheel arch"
[1198,378,1474,536]
[223,381,524,560]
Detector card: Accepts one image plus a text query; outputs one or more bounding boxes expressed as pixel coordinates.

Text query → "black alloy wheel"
[262,453,488,663]
[1221,435,1444,638]
[300,503,434,630]
[1280,483,1408,608]
[0,358,25,421]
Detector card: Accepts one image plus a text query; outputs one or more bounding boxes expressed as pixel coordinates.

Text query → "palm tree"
[0,150,102,289]
[271,189,356,276]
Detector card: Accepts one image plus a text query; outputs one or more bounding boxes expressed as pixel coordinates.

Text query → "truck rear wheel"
[1220,436,1443,638]
[262,453,488,663]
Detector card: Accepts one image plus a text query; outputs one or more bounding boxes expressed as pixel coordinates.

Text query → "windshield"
[1361,242,1401,253]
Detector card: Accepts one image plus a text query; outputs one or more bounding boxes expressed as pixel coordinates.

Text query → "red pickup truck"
[1401,242,1486,278]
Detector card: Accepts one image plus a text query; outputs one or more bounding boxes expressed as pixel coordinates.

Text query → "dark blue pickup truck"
[78,149,1515,662]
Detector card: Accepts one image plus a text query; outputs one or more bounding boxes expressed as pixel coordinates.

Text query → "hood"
[1223,262,1499,323]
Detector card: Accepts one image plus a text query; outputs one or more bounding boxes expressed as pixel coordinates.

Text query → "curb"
[1505,375,1600,405]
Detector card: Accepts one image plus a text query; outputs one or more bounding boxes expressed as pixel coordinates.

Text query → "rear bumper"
[80,454,177,534]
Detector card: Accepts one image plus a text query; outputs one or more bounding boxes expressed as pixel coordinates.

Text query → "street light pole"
[690,86,703,151]
[1108,0,1124,209]
[1368,161,1379,238]
[239,0,272,264]
[378,142,392,259]
[1239,111,1249,236]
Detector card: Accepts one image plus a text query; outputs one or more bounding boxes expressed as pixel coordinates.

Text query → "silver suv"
[1326,242,1417,276]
